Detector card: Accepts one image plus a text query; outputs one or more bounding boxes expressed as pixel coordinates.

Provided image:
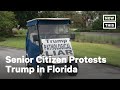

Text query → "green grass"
[0,36,120,67]
[0,37,6,42]
[72,42,120,67]
[0,36,25,49]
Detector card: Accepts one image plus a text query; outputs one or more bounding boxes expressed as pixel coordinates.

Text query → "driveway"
[0,47,120,79]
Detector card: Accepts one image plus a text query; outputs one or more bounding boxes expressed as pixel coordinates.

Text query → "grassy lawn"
[0,36,120,67]
[72,42,120,67]
[0,36,25,49]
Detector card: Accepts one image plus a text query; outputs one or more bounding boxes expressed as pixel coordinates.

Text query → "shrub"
[0,11,17,37]
[92,18,102,30]
[0,37,5,41]
[12,28,19,35]
[74,32,120,45]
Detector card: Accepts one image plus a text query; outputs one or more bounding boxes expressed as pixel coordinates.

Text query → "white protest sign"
[41,38,74,56]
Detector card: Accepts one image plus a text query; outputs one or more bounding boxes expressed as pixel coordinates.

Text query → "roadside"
[0,47,120,79]
[0,32,120,67]
[0,36,25,49]
[1,43,120,66]
[75,32,120,46]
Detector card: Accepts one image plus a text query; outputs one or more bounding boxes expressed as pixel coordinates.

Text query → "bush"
[18,30,26,35]
[74,28,91,32]
[74,29,120,33]
[12,28,27,36]
[90,30,120,33]
[12,28,19,35]
[74,32,120,45]
[0,37,5,42]
[92,18,102,30]
[0,11,17,37]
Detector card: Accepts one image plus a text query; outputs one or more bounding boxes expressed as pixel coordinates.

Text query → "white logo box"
[103,22,116,29]
[103,15,116,22]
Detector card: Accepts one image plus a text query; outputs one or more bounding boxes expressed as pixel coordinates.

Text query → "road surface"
[0,47,120,79]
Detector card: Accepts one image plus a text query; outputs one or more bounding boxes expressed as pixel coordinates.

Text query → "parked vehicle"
[26,18,78,79]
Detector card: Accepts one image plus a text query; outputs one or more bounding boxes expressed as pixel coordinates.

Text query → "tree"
[81,11,98,29]
[92,17,102,30]
[38,11,77,28]
[107,11,120,28]
[38,11,56,18]
[14,11,38,28]
[71,13,85,28]
[0,11,17,36]
[92,11,120,30]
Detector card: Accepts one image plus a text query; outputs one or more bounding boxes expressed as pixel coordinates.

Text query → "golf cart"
[26,18,78,79]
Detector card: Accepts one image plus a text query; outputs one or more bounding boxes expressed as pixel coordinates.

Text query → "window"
[28,25,38,40]
[38,24,69,34]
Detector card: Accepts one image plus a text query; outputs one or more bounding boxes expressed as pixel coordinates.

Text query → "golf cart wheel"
[25,55,31,68]
[67,61,79,76]
[38,63,50,79]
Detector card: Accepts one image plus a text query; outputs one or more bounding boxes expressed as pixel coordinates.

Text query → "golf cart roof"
[26,18,71,27]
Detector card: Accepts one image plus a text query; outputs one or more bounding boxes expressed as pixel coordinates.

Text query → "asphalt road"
[0,47,120,79]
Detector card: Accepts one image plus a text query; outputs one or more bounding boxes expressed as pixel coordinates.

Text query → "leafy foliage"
[92,17,102,30]
[14,11,38,28]
[0,11,17,37]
